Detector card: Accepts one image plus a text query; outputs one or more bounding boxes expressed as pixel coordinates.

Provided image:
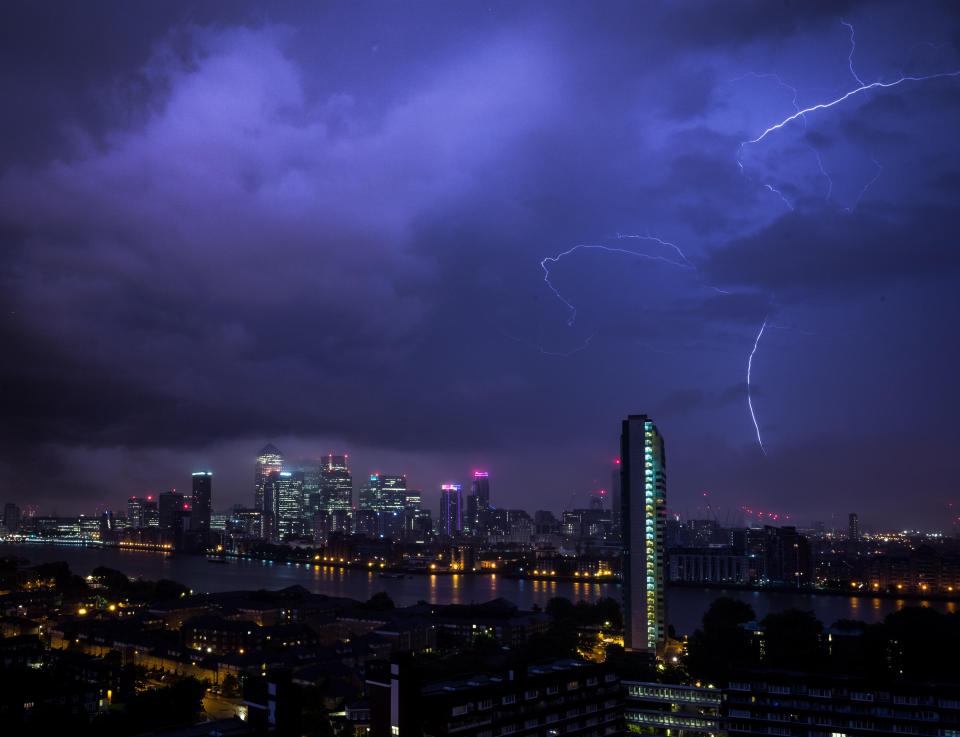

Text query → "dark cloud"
[704,205,960,296]
[1,2,959,527]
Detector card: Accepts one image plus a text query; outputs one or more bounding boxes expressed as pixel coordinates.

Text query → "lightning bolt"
[845,156,883,213]
[526,20,957,456]
[745,68,960,147]
[500,329,596,357]
[763,184,794,211]
[809,145,833,200]
[739,20,959,213]
[840,19,865,86]
[732,21,958,454]
[747,318,768,455]
[541,240,693,327]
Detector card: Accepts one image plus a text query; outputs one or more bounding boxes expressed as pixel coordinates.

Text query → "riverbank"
[668,578,960,604]
[3,542,956,635]
[6,541,956,605]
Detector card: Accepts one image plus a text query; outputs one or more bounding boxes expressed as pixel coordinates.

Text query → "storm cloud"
[2,1,959,529]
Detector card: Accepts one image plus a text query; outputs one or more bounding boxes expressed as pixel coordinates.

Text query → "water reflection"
[5,544,958,636]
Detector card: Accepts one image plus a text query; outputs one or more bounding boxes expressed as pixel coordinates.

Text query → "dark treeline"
[686,596,960,684]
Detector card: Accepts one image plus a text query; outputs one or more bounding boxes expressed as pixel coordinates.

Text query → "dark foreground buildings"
[368,657,621,737]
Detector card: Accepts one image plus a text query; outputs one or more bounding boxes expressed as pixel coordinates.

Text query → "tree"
[153,578,190,600]
[92,566,132,592]
[364,591,395,611]
[221,674,241,698]
[761,610,826,670]
[685,597,759,684]
[546,597,576,622]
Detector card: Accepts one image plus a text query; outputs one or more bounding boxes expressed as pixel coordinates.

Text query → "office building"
[3,502,21,533]
[226,506,262,539]
[320,454,353,512]
[848,512,860,542]
[158,491,186,530]
[127,496,148,529]
[144,497,159,527]
[620,414,667,656]
[760,525,812,586]
[464,471,490,535]
[440,483,463,537]
[669,548,751,584]
[297,460,323,515]
[359,473,407,512]
[191,471,213,544]
[254,443,284,512]
[264,470,304,542]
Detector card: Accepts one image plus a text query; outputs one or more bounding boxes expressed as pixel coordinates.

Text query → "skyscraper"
[611,459,622,531]
[620,414,667,656]
[404,489,422,509]
[297,460,323,515]
[440,483,463,536]
[848,512,860,542]
[143,496,159,528]
[320,454,353,512]
[359,473,407,512]
[264,470,304,542]
[255,444,284,512]
[466,471,490,534]
[158,491,186,530]
[191,471,213,543]
[3,503,21,533]
[127,496,145,529]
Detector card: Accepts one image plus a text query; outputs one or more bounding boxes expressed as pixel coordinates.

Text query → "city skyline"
[0,440,945,534]
[3,3,960,529]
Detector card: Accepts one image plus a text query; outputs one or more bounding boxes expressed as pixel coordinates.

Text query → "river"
[4,543,955,635]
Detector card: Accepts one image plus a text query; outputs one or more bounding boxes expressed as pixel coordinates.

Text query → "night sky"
[2,1,959,530]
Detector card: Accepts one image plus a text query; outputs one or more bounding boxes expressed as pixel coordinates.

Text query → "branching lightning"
[501,329,596,357]
[731,19,959,452]
[745,68,960,147]
[540,240,693,327]
[840,19,865,86]
[845,156,883,212]
[809,145,833,200]
[764,184,794,211]
[747,318,768,455]
[523,19,958,457]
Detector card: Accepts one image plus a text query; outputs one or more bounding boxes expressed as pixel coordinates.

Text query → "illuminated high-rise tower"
[191,471,213,543]
[255,444,284,512]
[321,454,353,512]
[620,414,667,656]
[264,470,304,542]
[440,483,463,536]
[359,473,406,512]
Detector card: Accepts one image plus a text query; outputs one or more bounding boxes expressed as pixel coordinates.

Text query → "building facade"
[264,470,304,542]
[191,471,213,544]
[321,454,353,512]
[620,414,667,656]
[440,483,463,537]
[254,443,284,513]
[723,669,960,737]
[360,474,407,513]
[624,681,721,737]
[368,657,621,737]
